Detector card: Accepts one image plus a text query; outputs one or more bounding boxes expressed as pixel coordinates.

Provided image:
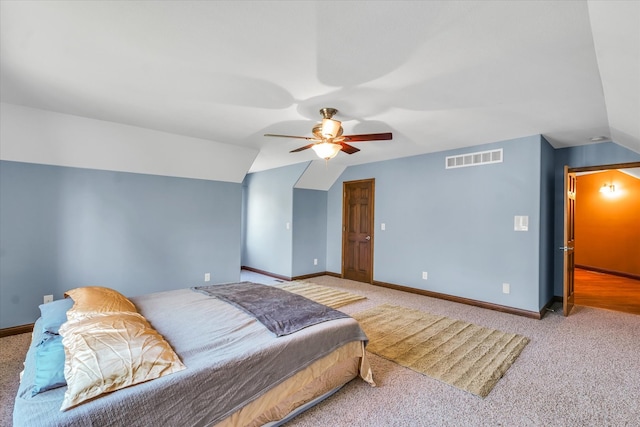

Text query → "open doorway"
[571,162,640,315]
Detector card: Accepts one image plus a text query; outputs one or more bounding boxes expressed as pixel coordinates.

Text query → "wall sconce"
[599,183,616,193]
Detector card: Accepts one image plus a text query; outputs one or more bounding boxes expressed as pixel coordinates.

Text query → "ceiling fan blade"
[264,133,315,141]
[340,143,360,154]
[342,132,393,142]
[290,143,315,153]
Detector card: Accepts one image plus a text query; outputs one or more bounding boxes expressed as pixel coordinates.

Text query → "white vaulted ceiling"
[1,1,638,185]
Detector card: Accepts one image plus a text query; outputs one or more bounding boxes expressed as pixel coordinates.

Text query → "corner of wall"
[538,137,556,309]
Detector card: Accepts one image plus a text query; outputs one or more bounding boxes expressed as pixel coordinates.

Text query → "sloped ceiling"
[578,167,640,179]
[620,168,640,179]
[1,1,638,186]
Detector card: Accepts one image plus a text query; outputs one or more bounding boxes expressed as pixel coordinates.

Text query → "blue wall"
[0,161,242,328]
[327,136,545,313]
[292,189,328,277]
[3,140,638,328]
[242,163,308,277]
[552,142,640,296]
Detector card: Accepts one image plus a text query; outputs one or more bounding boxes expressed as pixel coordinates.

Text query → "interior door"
[342,179,374,283]
[563,166,576,316]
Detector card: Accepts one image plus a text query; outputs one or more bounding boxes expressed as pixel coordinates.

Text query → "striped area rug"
[275,281,366,309]
[353,304,530,397]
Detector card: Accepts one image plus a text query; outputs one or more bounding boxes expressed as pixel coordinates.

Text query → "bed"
[13,284,374,426]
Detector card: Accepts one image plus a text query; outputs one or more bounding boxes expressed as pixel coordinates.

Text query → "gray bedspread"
[14,288,368,427]
[192,282,349,336]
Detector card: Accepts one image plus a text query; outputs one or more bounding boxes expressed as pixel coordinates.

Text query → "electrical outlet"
[43,294,54,304]
[314,258,318,265]
[422,272,428,280]
[502,283,510,294]
[204,273,211,282]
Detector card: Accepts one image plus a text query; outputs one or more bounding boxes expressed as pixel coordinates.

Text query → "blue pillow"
[32,332,66,396]
[39,298,74,334]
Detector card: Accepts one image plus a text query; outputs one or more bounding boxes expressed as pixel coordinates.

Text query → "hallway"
[575,268,640,315]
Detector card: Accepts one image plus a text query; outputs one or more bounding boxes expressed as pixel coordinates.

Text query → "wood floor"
[575,268,640,315]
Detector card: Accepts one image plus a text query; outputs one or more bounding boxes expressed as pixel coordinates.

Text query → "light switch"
[514,215,528,231]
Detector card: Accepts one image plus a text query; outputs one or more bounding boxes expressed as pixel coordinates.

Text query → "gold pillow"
[59,312,186,411]
[65,286,137,320]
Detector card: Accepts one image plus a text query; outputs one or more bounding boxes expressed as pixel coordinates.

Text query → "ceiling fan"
[264,108,392,160]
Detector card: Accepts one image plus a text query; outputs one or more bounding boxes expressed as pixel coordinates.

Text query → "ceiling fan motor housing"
[319,108,338,119]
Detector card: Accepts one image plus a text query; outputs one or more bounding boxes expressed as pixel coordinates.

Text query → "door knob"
[365,236,371,241]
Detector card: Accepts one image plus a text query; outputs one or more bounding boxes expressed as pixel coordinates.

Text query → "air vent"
[445,149,503,169]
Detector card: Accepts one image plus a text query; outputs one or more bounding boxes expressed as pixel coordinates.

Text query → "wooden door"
[563,166,576,316]
[342,179,374,283]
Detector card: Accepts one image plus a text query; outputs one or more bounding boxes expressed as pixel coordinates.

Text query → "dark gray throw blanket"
[191,282,350,336]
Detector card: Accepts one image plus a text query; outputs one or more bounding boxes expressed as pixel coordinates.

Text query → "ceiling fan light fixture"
[312,142,342,160]
[321,118,341,139]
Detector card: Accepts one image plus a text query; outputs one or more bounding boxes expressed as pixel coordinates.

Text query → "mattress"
[14,287,372,426]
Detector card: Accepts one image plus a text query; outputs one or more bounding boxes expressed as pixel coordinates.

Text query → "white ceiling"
[1,1,639,177]
[577,167,640,179]
[620,168,640,179]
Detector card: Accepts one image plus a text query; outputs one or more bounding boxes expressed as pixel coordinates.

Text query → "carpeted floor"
[282,276,640,426]
[0,332,32,427]
[353,303,529,397]
[2,275,640,426]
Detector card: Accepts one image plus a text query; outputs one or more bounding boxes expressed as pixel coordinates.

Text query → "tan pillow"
[65,286,137,320]
[59,312,185,410]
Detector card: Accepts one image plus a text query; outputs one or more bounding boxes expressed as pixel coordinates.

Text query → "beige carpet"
[275,281,366,308]
[353,304,530,397]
